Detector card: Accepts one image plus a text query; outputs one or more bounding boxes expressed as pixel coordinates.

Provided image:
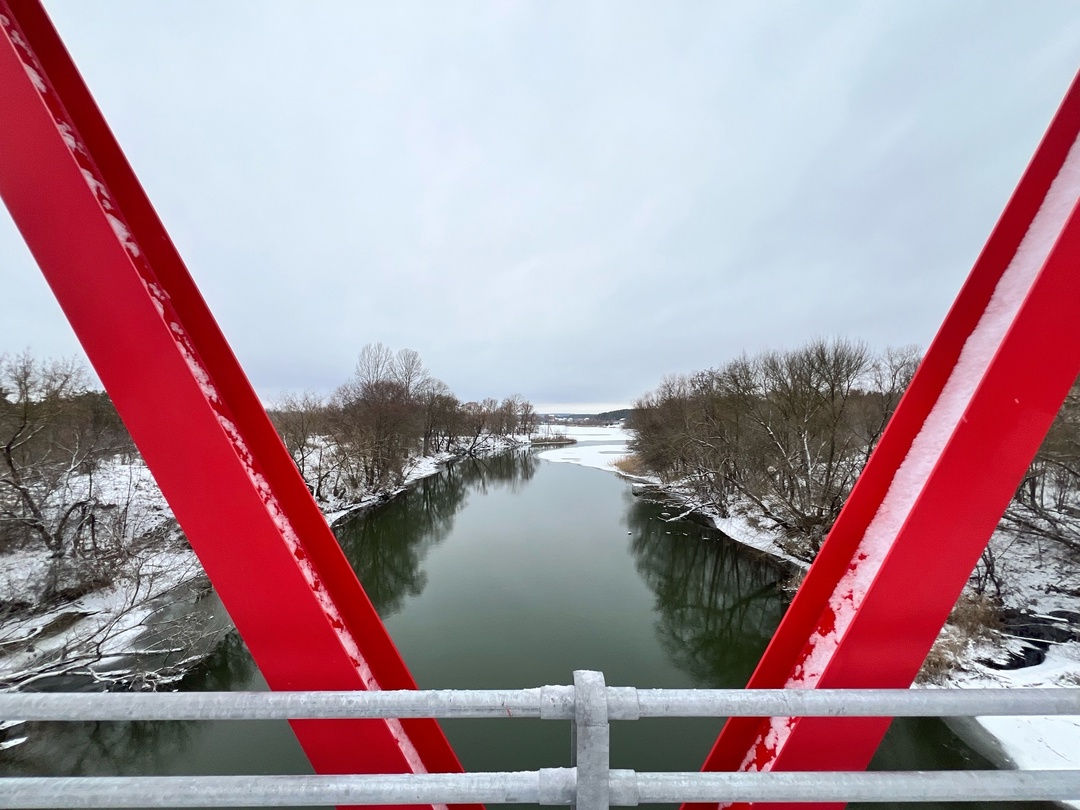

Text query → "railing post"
[572,670,610,810]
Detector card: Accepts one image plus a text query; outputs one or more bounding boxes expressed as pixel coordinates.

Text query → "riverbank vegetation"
[624,337,1080,678]
[626,339,919,560]
[0,344,535,691]
[270,343,539,512]
[0,351,209,690]
[528,435,577,446]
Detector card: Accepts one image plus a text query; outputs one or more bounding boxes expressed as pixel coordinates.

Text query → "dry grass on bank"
[917,593,1003,684]
[612,455,648,476]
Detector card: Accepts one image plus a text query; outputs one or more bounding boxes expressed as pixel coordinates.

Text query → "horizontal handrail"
[0,686,1077,721]
[3,674,1078,808]
[2,769,1079,807]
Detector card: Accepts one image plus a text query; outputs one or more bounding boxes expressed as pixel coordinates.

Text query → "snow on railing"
[0,670,1078,808]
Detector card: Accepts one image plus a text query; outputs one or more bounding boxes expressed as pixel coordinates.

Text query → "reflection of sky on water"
[336,451,540,617]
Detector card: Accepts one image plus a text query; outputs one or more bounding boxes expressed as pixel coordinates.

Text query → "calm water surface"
[0,448,1050,809]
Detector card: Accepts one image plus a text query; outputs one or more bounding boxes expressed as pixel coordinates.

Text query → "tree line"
[626,338,1080,569]
[272,342,537,505]
[2,343,534,596]
[0,345,535,688]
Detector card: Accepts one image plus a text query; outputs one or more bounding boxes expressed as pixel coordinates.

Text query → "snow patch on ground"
[0,457,180,605]
[708,514,808,572]
[0,457,212,692]
[947,643,1080,809]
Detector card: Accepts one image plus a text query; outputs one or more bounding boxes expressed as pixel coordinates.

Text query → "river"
[0,441,1053,810]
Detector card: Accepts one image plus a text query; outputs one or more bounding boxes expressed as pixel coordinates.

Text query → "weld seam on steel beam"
[0,687,1077,722]
[2,770,1078,808]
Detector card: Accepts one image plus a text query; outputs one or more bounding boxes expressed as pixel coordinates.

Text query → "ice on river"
[535,424,632,472]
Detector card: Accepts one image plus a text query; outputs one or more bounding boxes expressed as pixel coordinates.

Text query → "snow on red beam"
[688,69,1080,810]
[0,4,471,808]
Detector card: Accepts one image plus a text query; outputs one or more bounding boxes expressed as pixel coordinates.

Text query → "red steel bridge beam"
[690,71,1080,809]
[0,4,472,808]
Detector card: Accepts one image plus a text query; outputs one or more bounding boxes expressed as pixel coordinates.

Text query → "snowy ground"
[320,451,460,526]
[0,457,213,691]
[937,526,1080,805]
[951,641,1080,776]
[1,436,528,692]
[539,425,1080,800]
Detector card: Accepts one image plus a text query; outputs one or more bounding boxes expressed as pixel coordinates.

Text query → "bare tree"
[328,344,427,493]
[392,348,431,401]
[518,399,537,437]
[495,396,521,437]
[0,352,119,561]
[460,399,499,454]
[271,391,331,498]
[854,344,920,458]
[1003,375,1080,554]
[419,379,458,455]
[271,343,535,503]
[354,342,395,394]
[628,339,920,560]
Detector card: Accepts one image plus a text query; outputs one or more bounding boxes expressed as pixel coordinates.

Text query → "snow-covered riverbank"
[538,423,1080,802]
[0,457,215,692]
[0,436,530,693]
[320,450,460,526]
[538,424,831,571]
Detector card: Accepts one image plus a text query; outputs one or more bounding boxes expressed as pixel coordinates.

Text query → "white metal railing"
[0,670,1078,807]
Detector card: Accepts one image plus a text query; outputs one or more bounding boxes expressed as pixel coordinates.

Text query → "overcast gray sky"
[3,2,1079,412]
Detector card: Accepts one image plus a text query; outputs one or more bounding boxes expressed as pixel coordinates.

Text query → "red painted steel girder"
[0,4,473,807]
[690,70,1080,810]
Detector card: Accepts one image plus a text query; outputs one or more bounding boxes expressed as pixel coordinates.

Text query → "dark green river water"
[0,446,1051,809]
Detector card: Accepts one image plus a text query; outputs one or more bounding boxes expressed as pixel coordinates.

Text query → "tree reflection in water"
[624,496,1043,809]
[0,633,271,778]
[181,631,260,691]
[334,451,539,618]
[0,454,540,782]
[625,494,789,687]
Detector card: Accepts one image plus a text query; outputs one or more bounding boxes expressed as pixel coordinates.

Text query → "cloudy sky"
[3,2,1079,412]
